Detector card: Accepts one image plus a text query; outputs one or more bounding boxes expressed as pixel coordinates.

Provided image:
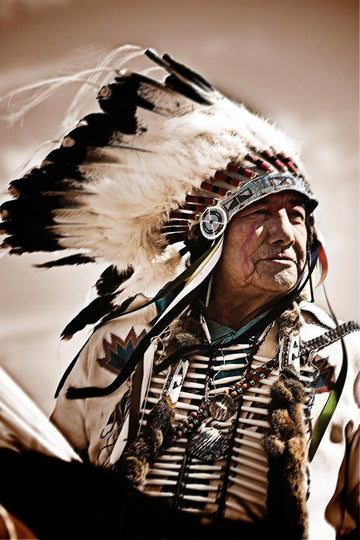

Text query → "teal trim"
[206,310,270,344]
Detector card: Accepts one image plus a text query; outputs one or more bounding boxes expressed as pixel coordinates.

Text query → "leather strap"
[127,359,144,444]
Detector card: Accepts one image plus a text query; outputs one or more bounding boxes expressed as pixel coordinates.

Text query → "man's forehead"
[246,190,306,208]
[199,175,316,240]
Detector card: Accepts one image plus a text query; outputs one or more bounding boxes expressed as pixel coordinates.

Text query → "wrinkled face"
[216,191,308,302]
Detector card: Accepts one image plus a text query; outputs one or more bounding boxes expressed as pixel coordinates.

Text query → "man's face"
[215,191,308,303]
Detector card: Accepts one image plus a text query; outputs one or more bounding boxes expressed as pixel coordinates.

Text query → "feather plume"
[1,46,312,337]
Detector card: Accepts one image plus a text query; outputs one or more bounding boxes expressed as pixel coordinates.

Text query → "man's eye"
[289,211,305,221]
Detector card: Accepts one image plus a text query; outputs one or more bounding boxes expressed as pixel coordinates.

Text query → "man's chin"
[261,270,298,294]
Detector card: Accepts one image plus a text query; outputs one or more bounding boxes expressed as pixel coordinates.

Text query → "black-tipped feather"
[97,79,140,134]
[4,231,65,253]
[9,164,86,198]
[35,254,95,268]
[61,266,135,339]
[44,144,87,165]
[92,295,138,331]
[10,177,85,197]
[1,49,214,270]
[96,265,134,296]
[164,75,210,105]
[1,48,220,340]
[61,294,117,339]
[162,53,214,92]
[145,49,213,105]
[1,196,81,233]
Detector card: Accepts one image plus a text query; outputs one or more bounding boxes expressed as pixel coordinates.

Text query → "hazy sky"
[0,0,358,415]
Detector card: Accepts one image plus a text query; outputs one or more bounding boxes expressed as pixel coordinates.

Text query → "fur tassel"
[159,305,206,358]
[116,398,175,486]
[263,366,309,539]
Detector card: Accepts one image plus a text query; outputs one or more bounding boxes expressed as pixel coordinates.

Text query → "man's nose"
[268,209,295,246]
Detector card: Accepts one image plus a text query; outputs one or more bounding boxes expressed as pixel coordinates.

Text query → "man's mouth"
[261,254,296,264]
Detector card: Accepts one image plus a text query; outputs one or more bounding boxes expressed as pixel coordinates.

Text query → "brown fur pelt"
[263,365,309,539]
[160,306,206,359]
[116,398,175,486]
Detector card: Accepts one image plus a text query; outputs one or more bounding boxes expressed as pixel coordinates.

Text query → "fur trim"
[161,305,206,357]
[264,366,309,539]
[117,398,175,487]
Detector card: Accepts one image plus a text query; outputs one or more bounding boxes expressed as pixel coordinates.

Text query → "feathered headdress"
[0,46,326,339]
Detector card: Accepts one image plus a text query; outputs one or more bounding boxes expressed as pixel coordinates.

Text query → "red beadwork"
[261,150,286,171]
[182,203,207,212]
[185,195,216,205]
[170,210,198,221]
[245,153,272,172]
[200,181,229,196]
[277,152,299,173]
[227,165,255,178]
[285,162,298,173]
[214,171,242,187]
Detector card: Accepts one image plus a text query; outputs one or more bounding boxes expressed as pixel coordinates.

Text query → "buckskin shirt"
[51,300,360,540]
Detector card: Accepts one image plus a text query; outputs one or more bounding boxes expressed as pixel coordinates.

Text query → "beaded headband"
[199,172,317,240]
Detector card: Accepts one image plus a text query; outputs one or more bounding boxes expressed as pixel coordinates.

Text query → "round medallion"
[200,206,227,240]
[208,393,236,421]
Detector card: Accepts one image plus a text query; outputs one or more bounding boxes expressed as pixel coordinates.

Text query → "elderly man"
[0,48,359,539]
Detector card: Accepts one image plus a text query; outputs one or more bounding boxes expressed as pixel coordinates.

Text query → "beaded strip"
[300,320,360,362]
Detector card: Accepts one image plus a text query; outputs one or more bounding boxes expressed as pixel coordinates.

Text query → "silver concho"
[187,425,231,462]
[208,393,236,422]
[200,206,227,240]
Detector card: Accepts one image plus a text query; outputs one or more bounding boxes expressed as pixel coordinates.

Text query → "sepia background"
[0,0,358,415]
